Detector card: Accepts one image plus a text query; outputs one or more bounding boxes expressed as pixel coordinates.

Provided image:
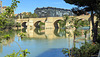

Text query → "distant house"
[34,7,74,18]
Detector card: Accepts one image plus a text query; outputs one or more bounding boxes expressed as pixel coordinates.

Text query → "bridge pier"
[45,22,54,29]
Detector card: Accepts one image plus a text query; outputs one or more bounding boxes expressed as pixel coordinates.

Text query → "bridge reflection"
[21,27,91,42]
[22,27,75,39]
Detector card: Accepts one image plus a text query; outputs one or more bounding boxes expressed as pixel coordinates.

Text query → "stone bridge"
[16,17,64,29]
[16,15,97,29]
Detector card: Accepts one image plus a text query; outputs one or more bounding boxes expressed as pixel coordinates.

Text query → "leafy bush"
[62,43,100,57]
[97,33,100,43]
[16,22,21,27]
[19,33,26,38]
[5,49,30,57]
[3,34,10,40]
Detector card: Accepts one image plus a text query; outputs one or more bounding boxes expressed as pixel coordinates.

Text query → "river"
[0,28,91,57]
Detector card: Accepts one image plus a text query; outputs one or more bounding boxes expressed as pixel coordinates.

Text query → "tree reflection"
[0,29,16,53]
[34,28,45,35]
[54,29,66,37]
[22,28,27,33]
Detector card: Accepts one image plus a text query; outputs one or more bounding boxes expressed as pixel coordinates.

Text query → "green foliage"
[5,0,20,18]
[0,15,8,29]
[0,0,20,29]
[74,20,79,29]
[62,43,100,57]
[0,34,10,42]
[64,0,99,11]
[39,22,45,25]
[63,15,69,20]
[95,2,100,20]
[74,30,82,36]
[34,28,45,35]
[0,17,16,29]
[37,22,45,28]
[96,29,100,43]
[4,34,10,39]
[69,17,89,29]
[84,30,87,36]
[22,12,29,18]
[62,48,69,54]
[0,30,15,39]
[19,33,26,38]
[72,7,88,16]
[70,25,74,28]
[5,19,15,29]
[78,20,89,27]
[22,12,38,18]
[58,20,66,28]
[0,39,2,43]
[64,0,100,43]
[16,22,21,27]
[5,49,30,57]
[54,29,66,37]
[33,13,38,18]
[56,15,69,28]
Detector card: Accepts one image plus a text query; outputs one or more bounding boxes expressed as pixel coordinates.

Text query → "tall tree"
[5,0,20,18]
[33,13,38,18]
[0,0,20,29]
[28,12,32,18]
[64,0,100,42]
[72,7,88,16]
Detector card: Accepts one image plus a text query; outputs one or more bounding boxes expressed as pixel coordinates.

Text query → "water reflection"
[21,27,90,41]
[0,43,2,53]
[54,29,66,37]
[0,30,16,54]
[0,30,15,45]
[34,28,45,35]
[0,27,91,57]
[24,28,72,39]
[22,28,27,33]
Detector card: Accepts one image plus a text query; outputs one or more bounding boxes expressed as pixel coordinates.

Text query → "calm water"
[0,28,91,57]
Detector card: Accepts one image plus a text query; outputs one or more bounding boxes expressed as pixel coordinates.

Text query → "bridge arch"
[34,21,41,28]
[22,22,27,28]
[54,19,64,28]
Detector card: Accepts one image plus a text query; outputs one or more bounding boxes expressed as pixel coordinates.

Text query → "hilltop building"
[34,7,74,18]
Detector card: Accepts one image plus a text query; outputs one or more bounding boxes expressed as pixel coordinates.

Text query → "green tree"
[5,19,15,29]
[64,0,100,43]
[5,0,20,18]
[0,15,7,29]
[0,0,20,29]
[72,7,87,16]
[23,12,28,18]
[22,12,38,18]
[33,13,38,18]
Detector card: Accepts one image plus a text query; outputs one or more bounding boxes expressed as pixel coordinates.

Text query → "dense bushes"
[62,43,100,57]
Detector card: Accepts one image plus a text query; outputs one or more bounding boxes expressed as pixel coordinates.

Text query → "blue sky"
[1,0,76,14]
